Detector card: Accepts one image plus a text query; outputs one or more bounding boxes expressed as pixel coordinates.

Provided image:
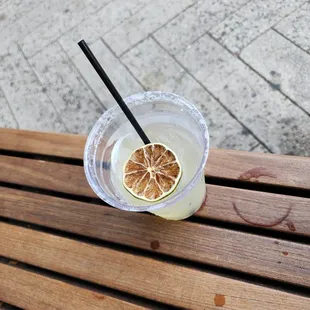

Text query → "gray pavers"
[0,42,66,132]
[275,2,310,52]
[0,0,309,154]
[154,0,248,55]
[210,0,305,54]
[30,42,103,134]
[71,39,143,110]
[121,37,258,150]
[176,34,310,155]
[241,29,310,115]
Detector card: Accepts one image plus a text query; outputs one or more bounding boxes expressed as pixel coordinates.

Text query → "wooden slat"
[207,148,310,190]
[1,223,309,310]
[0,128,85,160]
[1,188,310,288]
[0,263,143,310]
[1,153,309,236]
[1,128,310,190]
[198,184,310,236]
[0,155,93,197]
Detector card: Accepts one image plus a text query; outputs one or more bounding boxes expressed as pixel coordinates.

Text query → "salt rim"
[84,91,209,212]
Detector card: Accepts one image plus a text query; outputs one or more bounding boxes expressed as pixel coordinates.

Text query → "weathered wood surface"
[2,129,310,190]
[1,128,310,309]
[0,263,143,310]
[0,155,91,197]
[197,184,310,235]
[1,196,310,288]
[0,128,85,160]
[206,148,310,190]
[1,223,309,310]
[1,161,309,236]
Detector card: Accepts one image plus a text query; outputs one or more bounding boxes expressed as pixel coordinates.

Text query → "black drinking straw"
[78,40,151,145]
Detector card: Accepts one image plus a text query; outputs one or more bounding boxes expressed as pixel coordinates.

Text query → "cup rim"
[84,91,209,212]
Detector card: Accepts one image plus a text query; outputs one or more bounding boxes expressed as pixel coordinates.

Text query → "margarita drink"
[84,92,209,220]
[110,123,206,219]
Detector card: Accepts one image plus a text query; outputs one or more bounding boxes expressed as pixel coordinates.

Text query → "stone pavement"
[1,0,310,156]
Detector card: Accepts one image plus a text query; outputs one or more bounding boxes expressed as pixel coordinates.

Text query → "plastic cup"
[84,91,209,220]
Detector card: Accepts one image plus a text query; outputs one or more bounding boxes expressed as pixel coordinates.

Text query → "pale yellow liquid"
[110,123,206,220]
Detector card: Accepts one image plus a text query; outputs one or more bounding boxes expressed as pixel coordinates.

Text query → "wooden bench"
[0,128,309,309]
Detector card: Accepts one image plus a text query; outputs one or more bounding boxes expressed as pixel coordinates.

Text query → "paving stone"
[1,0,68,46]
[121,37,258,150]
[0,0,43,30]
[1,0,310,155]
[103,0,196,56]
[0,0,12,11]
[20,0,112,58]
[154,0,248,55]
[251,143,269,153]
[0,87,18,128]
[241,29,310,115]
[71,39,143,110]
[30,42,103,134]
[0,43,66,132]
[0,0,10,10]
[210,0,305,54]
[59,0,150,58]
[275,2,310,52]
[176,34,310,156]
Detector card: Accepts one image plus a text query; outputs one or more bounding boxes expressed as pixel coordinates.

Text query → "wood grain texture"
[197,184,310,235]
[0,128,85,160]
[1,128,310,190]
[1,223,309,310]
[1,188,310,287]
[1,152,309,236]
[0,155,93,197]
[207,148,310,190]
[0,263,143,310]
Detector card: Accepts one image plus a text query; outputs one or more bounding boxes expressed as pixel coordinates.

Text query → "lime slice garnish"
[123,143,182,202]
